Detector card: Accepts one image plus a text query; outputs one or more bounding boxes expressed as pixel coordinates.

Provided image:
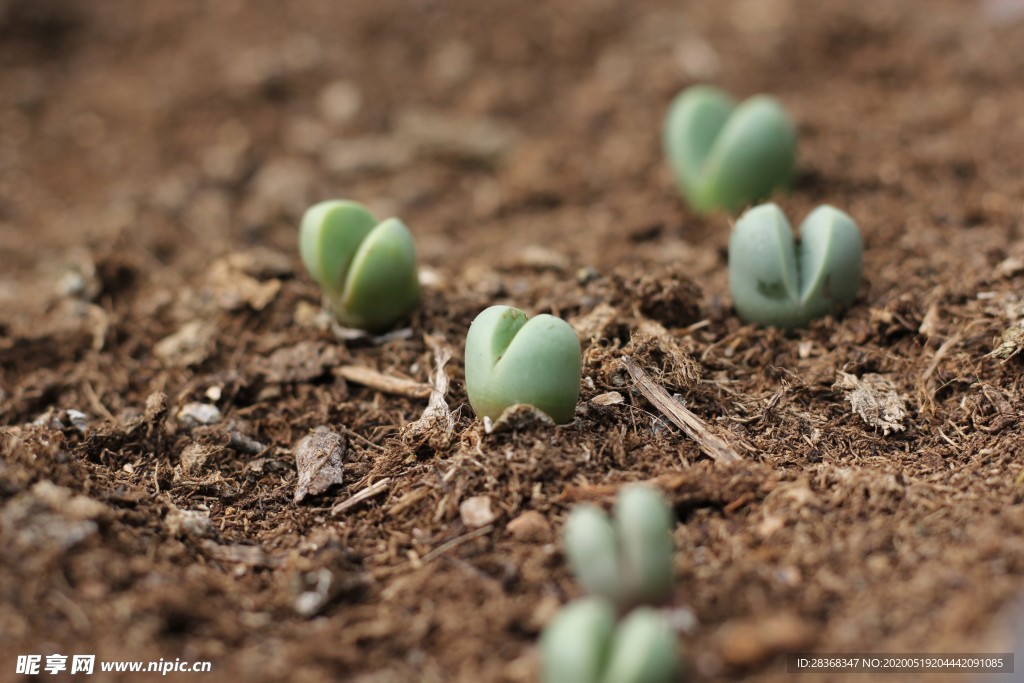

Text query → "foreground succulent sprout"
[563,485,675,608]
[299,199,419,333]
[541,600,681,683]
[663,85,797,214]
[565,505,624,604]
[729,202,863,328]
[541,598,616,683]
[464,305,582,424]
[601,608,681,683]
[615,486,674,606]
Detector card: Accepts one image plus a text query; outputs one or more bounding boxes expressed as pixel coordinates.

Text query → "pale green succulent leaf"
[333,217,420,332]
[663,85,735,207]
[601,608,681,683]
[698,95,797,213]
[564,505,624,604]
[797,205,864,315]
[464,306,581,424]
[729,203,863,328]
[299,200,378,291]
[541,598,617,683]
[615,486,674,606]
[664,86,797,214]
[728,203,803,326]
[300,201,420,333]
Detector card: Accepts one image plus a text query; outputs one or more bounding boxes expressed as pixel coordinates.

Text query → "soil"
[3,0,1024,681]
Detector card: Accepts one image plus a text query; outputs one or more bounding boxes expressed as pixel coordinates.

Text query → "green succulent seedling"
[541,599,681,683]
[464,305,582,424]
[541,598,617,683]
[728,202,863,328]
[601,608,681,683]
[663,85,797,214]
[299,199,419,333]
[564,505,626,604]
[615,486,675,606]
[564,485,674,608]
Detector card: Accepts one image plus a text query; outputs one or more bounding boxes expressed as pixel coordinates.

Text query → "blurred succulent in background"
[729,202,863,328]
[299,199,419,333]
[464,305,581,424]
[663,85,797,214]
[542,486,682,683]
[541,600,681,683]
[564,485,675,608]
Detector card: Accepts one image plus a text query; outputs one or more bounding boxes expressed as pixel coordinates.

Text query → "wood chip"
[331,478,391,515]
[590,391,624,406]
[335,365,432,398]
[401,337,455,448]
[833,372,907,435]
[200,540,283,568]
[293,429,346,503]
[621,356,741,463]
[421,525,494,564]
[990,325,1024,360]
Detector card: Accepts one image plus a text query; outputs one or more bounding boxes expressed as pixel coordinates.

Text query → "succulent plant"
[464,305,581,424]
[541,599,681,683]
[663,85,797,214]
[564,505,626,604]
[728,202,863,328]
[615,486,675,606]
[564,485,675,608]
[601,608,681,683]
[299,199,419,333]
[541,598,617,683]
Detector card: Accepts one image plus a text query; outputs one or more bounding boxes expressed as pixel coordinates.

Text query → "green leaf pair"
[299,200,419,333]
[564,486,674,608]
[729,202,863,328]
[663,85,797,214]
[541,598,680,683]
[464,305,581,424]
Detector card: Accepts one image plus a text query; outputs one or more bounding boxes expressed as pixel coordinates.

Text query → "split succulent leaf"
[563,485,675,608]
[664,85,797,214]
[464,305,581,424]
[728,202,863,328]
[299,199,419,333]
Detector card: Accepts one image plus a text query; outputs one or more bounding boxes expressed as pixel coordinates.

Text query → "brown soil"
[3,0,1024,681]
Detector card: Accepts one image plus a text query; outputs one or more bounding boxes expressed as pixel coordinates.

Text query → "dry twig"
[401,336,455,446]
[331,478,391,515]
[621,356,741,464]
[421,524,494,564]
[200,540,284,568]
[335,366,432,398]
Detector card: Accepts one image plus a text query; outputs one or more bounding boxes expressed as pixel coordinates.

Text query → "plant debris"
[293,429,346,503]
[832,372,908,435]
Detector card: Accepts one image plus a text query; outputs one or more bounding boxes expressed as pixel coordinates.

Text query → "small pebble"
[459,495,497,528]
[177,402,222,428]
[507,510,551,542]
